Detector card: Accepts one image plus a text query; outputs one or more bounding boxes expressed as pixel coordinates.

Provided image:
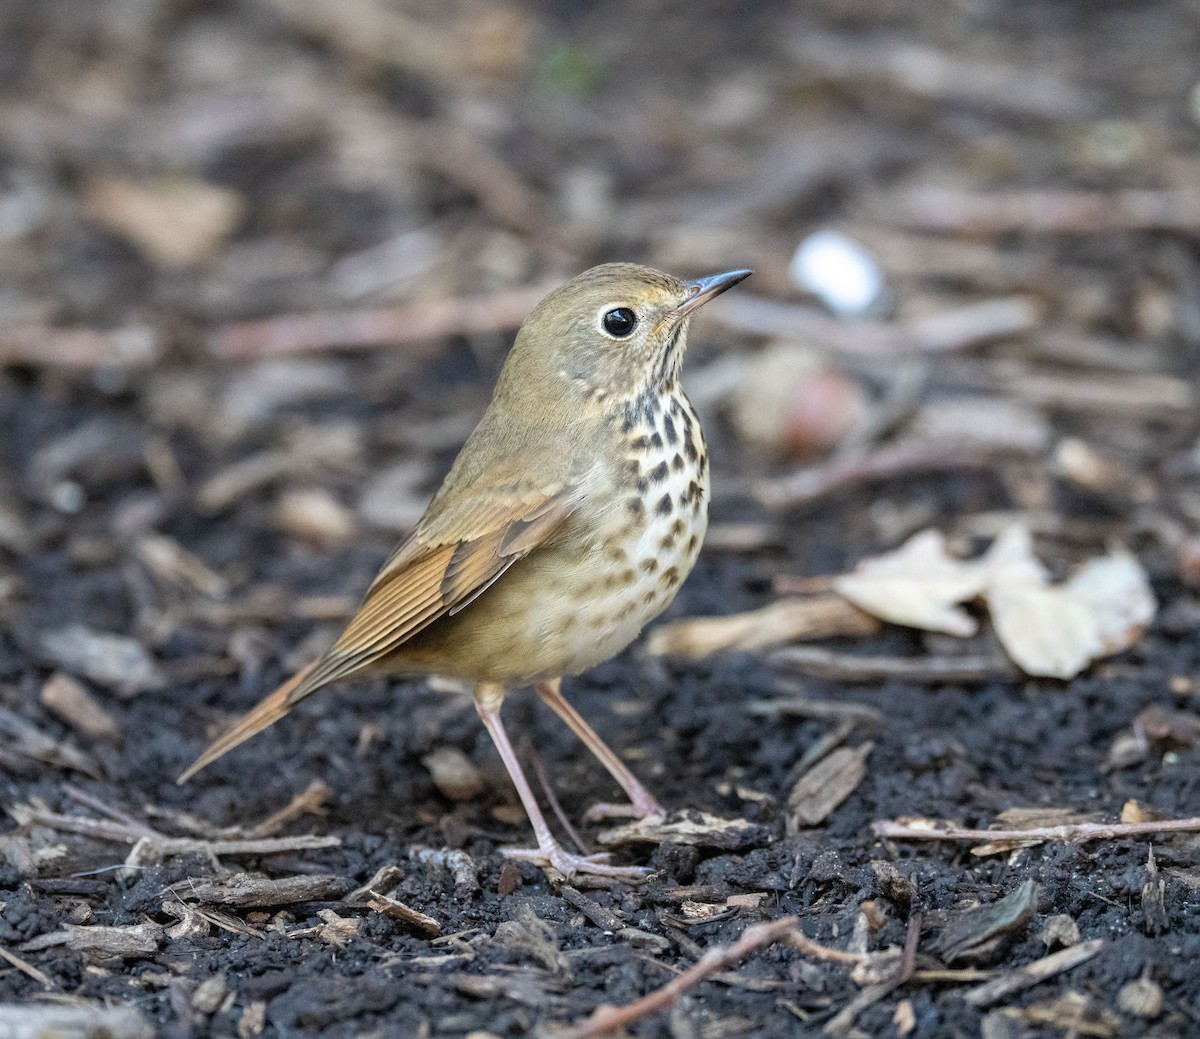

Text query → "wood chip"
[932,880,1038,965]
[788,742,874,829]
[645,594,878,658]
[0,705,104,779]
[0,1004,154,1039]
[421,746,486,801]
[367,893,442,935]
[40,672,123,744]
[22,922,164,959]
[1013,992,1119,1037]
[596,810,767,851]
[36,625,165,697]
[167,872,350,908]
[560,886,624,932]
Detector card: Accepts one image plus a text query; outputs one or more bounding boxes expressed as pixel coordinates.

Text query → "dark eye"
[602,307,637,338]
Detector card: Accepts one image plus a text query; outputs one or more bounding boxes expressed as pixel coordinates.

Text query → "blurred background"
[2,3,1200,1033]
[2,0,1200,744]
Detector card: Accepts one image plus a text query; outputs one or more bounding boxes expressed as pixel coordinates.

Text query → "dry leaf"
[834,529,984,636]
[835,523,1155,679]
[84,175,245,269]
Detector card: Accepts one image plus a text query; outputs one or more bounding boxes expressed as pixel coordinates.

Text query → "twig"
[528,745,591,856]
[884,185,1200,235]
[710,294,1038,361]
[822,980,903,1037]
[18,809,339,856]
[210,284,551,360]
[745,693,882,727]
[770,646,1016,684]
[897,913,921,985]
[244,780,332,839]
[873,816,1200,845]
[0,324,159,370]
[0,945,54,989]
[756,439,1038,511]
[551,916,800,1039]
[963,939,1105,1007]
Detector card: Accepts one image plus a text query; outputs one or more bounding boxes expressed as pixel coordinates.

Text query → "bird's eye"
[601,307,637,338]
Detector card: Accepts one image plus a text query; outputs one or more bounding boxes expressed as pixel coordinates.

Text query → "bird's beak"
[677,268,753,316]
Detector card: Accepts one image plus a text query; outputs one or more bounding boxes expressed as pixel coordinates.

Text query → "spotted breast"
[548,386,710,672]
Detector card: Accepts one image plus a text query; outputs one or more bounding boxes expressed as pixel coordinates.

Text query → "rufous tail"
[177,659,323,783]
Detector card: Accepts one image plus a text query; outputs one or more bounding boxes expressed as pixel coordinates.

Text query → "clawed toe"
[583,800,666,823]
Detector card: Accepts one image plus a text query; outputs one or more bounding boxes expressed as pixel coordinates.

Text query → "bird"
[179,262,752,878]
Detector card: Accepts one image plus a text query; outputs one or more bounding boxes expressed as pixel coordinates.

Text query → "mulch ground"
[2,1,1199,1037]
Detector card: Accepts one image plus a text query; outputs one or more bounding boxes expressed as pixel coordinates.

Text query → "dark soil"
[2,1,1200,1037]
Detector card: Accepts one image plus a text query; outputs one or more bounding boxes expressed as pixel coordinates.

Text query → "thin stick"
[211,284,551,360]
[528,745,591,856]
[552,916,799,1039]
[770,646,1014,684]
[756,439,1038,511]
[963,939,1104,1007]
[873,816,1200,844]
[0,946,54,989]
[897,913,922,985]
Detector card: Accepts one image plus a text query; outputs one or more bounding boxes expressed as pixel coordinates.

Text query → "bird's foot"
[501,842,650,881]
[582,795,665,823]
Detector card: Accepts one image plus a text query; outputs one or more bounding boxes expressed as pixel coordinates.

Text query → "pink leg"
[475,697,648,880]
[535,679,664,820]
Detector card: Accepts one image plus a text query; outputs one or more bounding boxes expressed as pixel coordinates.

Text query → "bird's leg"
[535,679,664,821]
[474,688,648,880]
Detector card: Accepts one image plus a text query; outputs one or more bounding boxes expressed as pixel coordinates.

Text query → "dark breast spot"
[683,436,698,462]
[640,558,659,574]
[648,460,669,483]
[686,534,698,554]
[661,566,680,587]
[626,497,645,518]
[662,414,678,445]
[655,493,673,516]
[671,452,684,472]
[650,432,663,449]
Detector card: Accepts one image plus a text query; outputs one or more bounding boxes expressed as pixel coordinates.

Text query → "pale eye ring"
[601,307,637,338]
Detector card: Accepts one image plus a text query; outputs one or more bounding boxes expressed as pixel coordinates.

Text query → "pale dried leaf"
[1065,551,1155,656]
[834,529,983,636]
[987,583,1097,679]
[596,810,766,850]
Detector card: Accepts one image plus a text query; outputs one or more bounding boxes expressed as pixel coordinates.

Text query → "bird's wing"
[177,483,576,783]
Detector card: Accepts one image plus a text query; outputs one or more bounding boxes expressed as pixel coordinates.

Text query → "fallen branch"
[551,916,800,1039]
[873,816,1200,847]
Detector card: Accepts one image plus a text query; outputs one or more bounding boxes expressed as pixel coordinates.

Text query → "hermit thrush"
[180,263,752,878]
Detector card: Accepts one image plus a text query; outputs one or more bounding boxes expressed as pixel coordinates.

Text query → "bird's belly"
[391,391,710,686]
[397,470,707,687]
